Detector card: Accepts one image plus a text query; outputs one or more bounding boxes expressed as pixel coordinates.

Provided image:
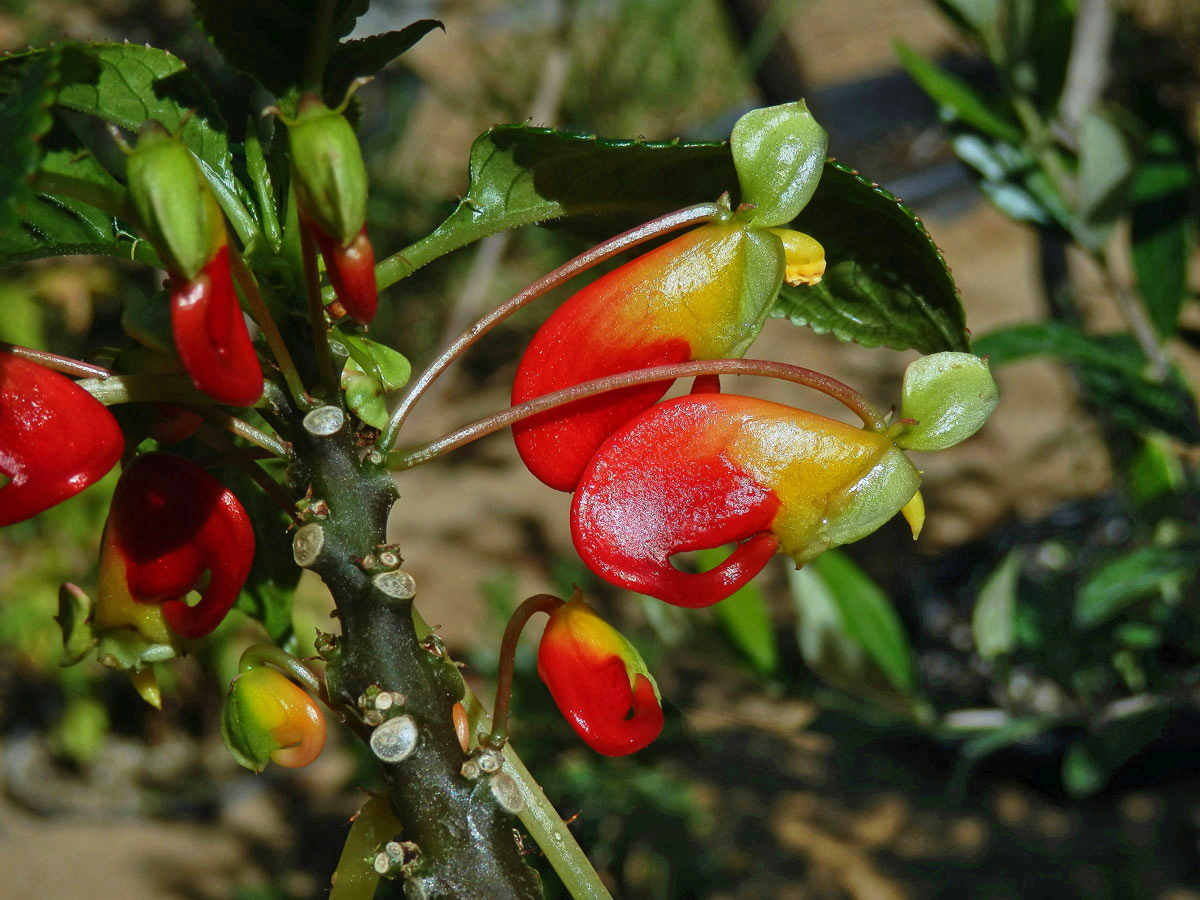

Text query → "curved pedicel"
[571,394,922,607]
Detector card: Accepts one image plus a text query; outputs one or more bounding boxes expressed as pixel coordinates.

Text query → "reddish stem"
[379,202,725,453]
[487,593,566,748]
[0,342,111,379]
[388,358,888,470]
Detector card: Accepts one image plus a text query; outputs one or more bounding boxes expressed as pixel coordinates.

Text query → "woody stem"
[487,593,565,748]
[387,358,888,470]
[378,201,725,453]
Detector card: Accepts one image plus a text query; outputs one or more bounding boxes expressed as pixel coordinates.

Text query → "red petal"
[571,395,781,607]
[170,246,263,406]
[314,224,377,324]
[107,453,255,639]
[0,352,123,526]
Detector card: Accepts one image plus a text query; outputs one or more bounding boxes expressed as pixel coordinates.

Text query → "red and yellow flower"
[537,595,663,756]
[222,666,327,771]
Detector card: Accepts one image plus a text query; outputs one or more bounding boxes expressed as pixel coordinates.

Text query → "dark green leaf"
[0,48,61,235]
[1061,705,1170,798]
[697,548,777,675]
[0,42,255,245]
[974,323,1200,442]
[388,126,965,354]
[790,549,916,695]
[1130,131,1195,337]
[1074,544,1200,629]
[193,0,369,98]
[894,40,1021,143]
[1,126,152,265]
[324,20,444,102]
[933,0,999,37]
[776,161,969,353]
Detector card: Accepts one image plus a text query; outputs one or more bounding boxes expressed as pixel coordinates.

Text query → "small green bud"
[896,352,999,452]
[125,121,226,280]
[731,100,828,229]
[288,93,368,245]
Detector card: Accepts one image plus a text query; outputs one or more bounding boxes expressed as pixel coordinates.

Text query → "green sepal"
[94,627,181,672]
[125,122,226,279]
[896,352,999,452]
[221,673,277,773]
[731,100,828,228]
[818,447,922,556]
[287,94,368,245]
[56,583,97,666]
[728,226,787,357]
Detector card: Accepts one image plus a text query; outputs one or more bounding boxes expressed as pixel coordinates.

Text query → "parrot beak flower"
[512,221,825,492]
[571,394,922,608]
[0,352,124,526]
[96,453,255,642]
[537,596,664,756]
[222,666,327,772]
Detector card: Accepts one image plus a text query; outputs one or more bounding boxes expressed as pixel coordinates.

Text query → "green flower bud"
[896,352,999,452]
[731,100,828,229]
[288,93,368,246]
[125,121,226,280]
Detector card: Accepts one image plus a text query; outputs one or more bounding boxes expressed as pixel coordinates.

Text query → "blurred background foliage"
[4,1,1200,898]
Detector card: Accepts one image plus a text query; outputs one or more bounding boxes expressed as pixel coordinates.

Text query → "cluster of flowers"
[0,91,374,763]
[0,98,997,769]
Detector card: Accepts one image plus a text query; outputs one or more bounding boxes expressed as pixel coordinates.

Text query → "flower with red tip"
[512,221,823,492]
[512,222,780,492]
[0,352,123,526]
[222,666,326,772]
[96,453,255,641]
[571,394,923,608]
[168,245,263,406]
[287,93,378,323]
[537,595,663,756]
[125,122,262,406]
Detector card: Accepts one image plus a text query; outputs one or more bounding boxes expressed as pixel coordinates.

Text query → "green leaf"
[193,0,369,98]
[934,0,999,36]
[1073,544,1200,629]
[972,549,1021,659]
[1061,705,1170,798]
[0,42,255,246]
[0,48,61,235]
[335,331,411,390]
[974,323,1200,443]
[775,161,969,353]
[1130,130,1194,337]
[696,548,777,675]
[894,41,1021,143]
[1,127,153,266]
[324,20,444,102]
[1075,109,1138,253]
[789,549,915,695]
[243,118,282,254]
[380,126,966,354]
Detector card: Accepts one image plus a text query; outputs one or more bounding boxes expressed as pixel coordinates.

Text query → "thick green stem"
[292,408,541,899]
